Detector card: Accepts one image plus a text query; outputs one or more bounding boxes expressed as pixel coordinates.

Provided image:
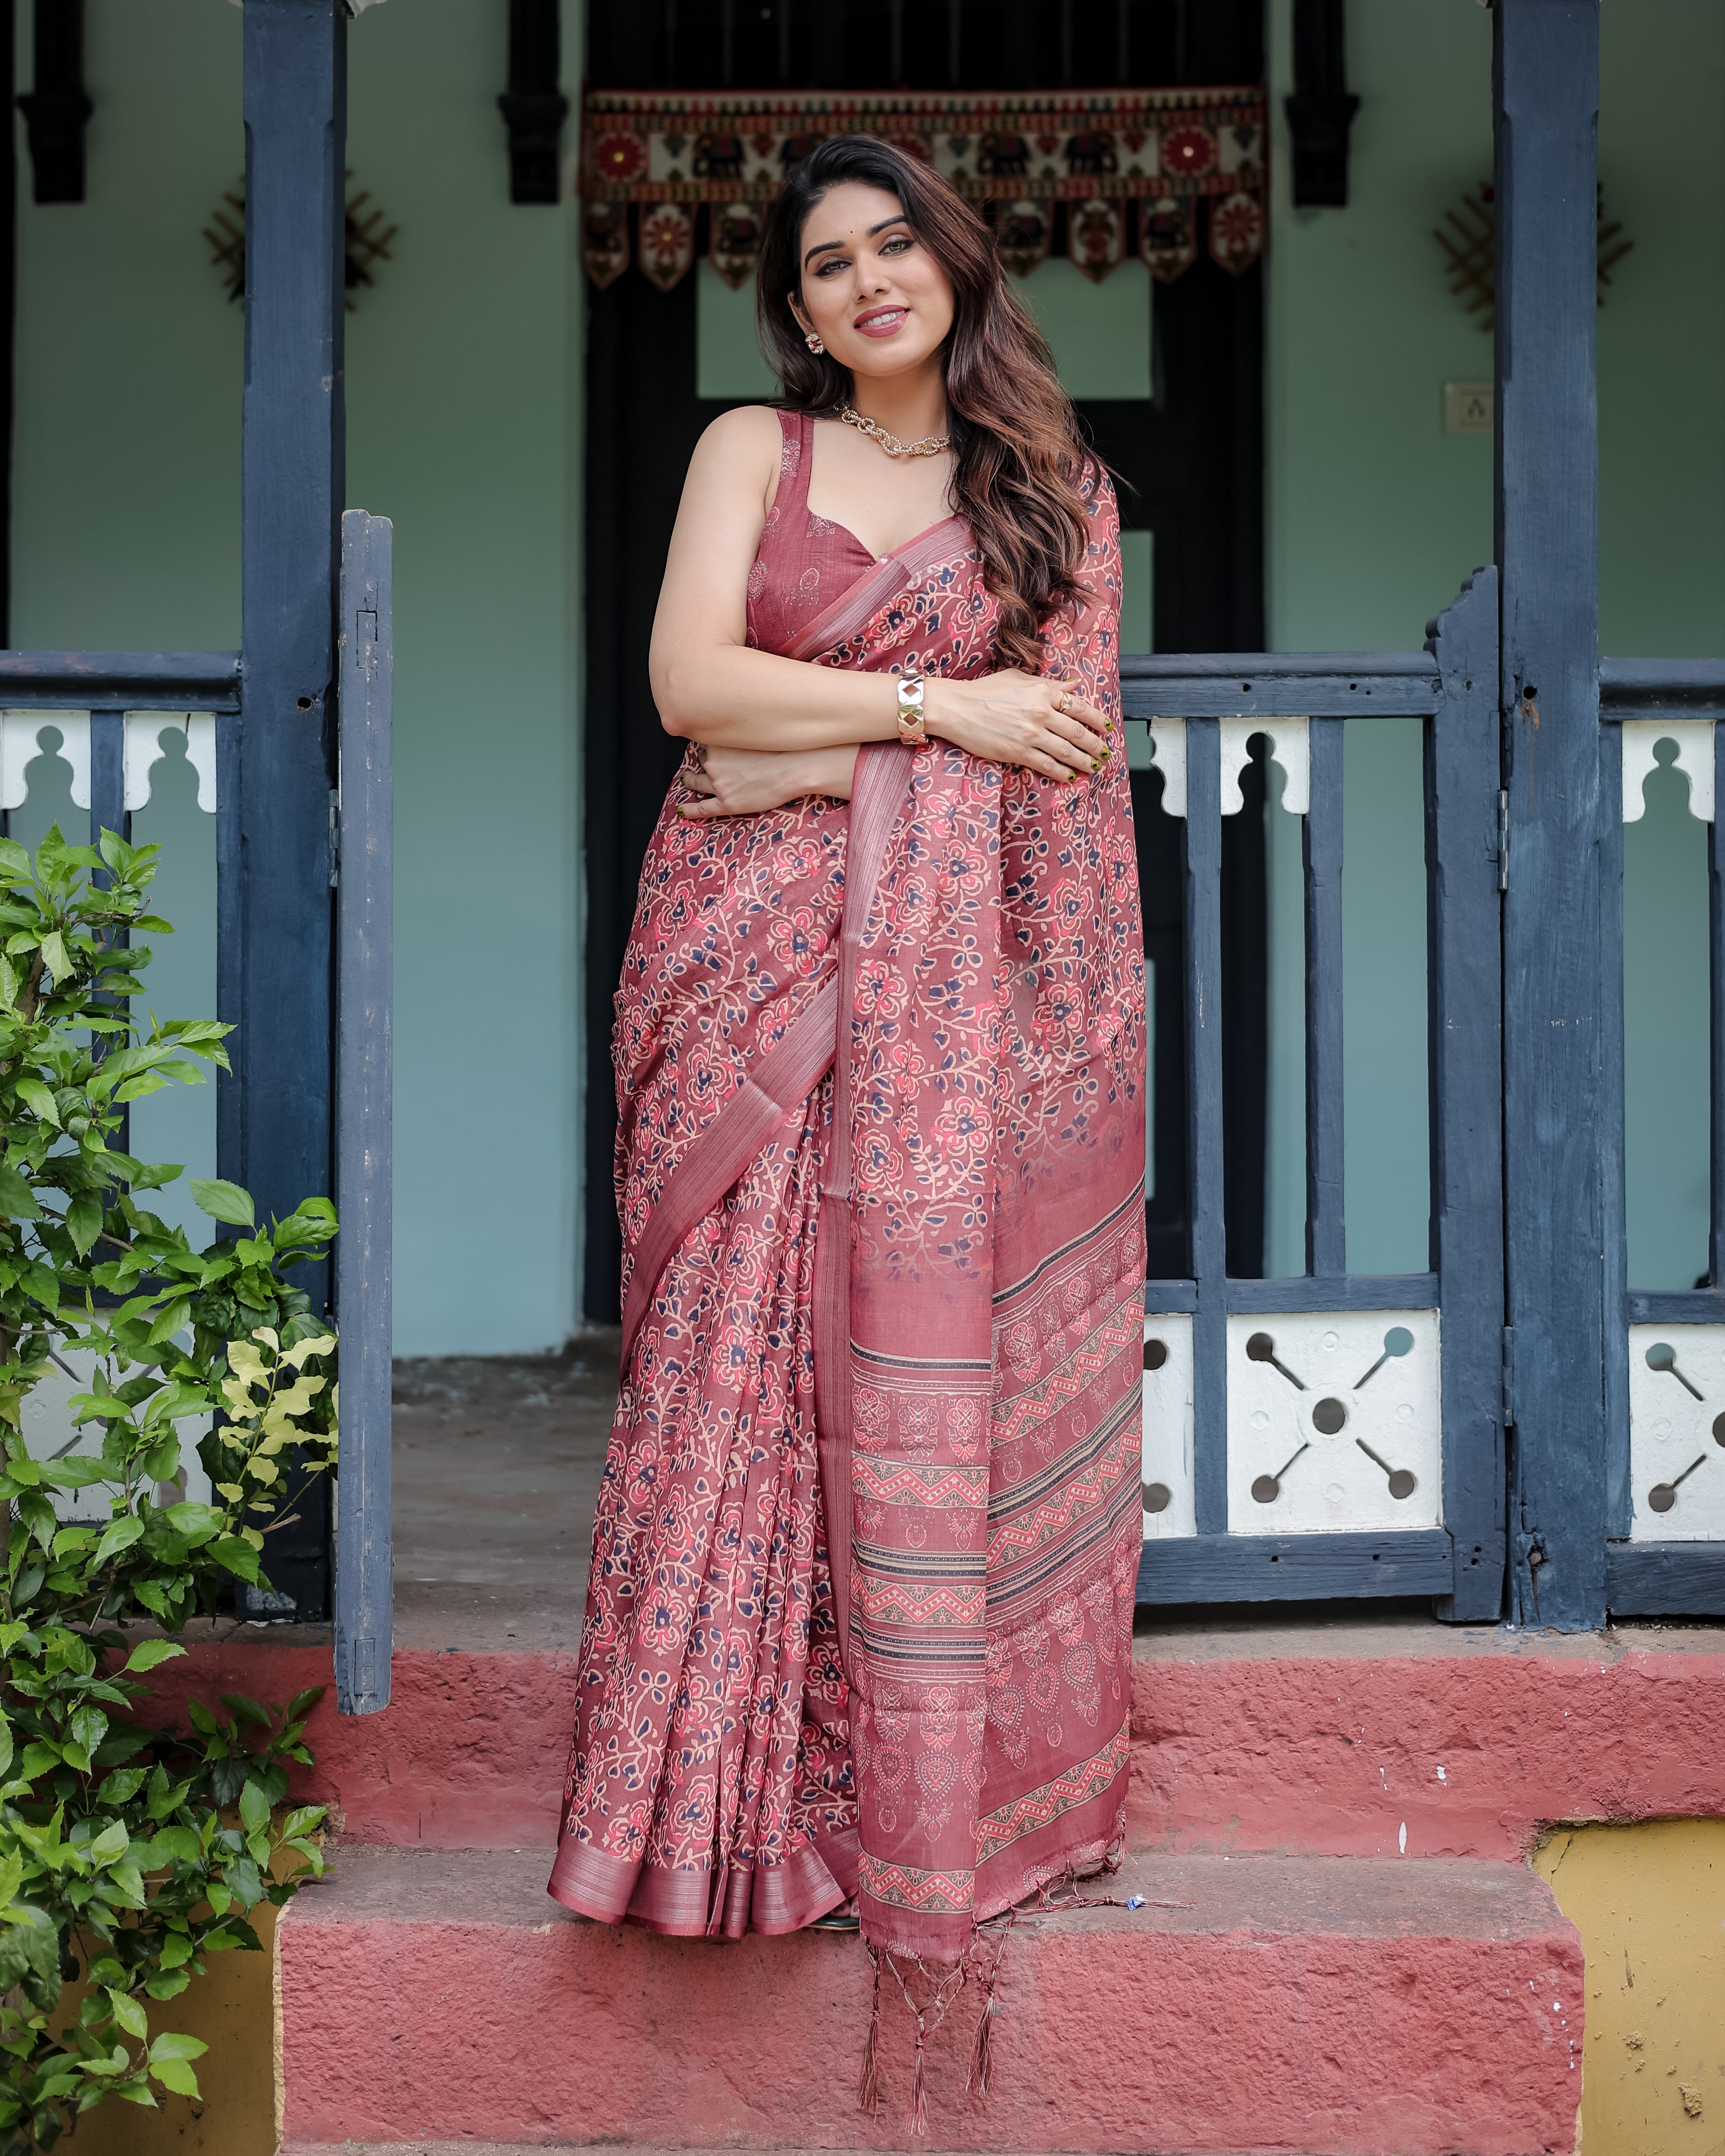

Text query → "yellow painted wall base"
[1535,1819,1725,2156]
[52,1904,278,2156]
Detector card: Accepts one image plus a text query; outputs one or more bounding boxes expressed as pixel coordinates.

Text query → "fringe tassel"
[910,2011,929,2140]
[967,1983,996,2098]
[858,1945,882,2116]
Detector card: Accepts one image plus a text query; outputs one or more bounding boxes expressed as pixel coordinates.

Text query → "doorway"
[580,0,1269,1316]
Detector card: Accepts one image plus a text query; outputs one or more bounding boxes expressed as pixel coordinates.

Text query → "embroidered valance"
[579,87,1267,294]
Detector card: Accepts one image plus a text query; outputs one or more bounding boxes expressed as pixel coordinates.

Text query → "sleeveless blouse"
[745,410,882,657]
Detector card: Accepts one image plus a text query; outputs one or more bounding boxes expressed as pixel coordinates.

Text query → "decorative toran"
[579,87,1267,294]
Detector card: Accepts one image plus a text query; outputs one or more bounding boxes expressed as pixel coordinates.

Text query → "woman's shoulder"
[684,405,793,515]
[695,404,791,462]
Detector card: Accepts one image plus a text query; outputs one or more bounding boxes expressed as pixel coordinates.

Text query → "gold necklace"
[840,404,950,460]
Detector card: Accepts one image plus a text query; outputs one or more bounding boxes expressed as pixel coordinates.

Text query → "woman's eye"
[814,257,847,276]
[881,235,911,255]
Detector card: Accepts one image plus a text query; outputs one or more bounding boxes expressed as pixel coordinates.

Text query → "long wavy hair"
[756,135,1093,674]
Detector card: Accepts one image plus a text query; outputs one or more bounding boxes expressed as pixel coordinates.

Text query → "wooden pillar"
[228,0,346,1618]
[1495,0,1603,1629]
[334,509,393,1714]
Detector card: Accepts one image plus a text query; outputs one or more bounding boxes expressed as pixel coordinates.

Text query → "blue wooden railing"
[1120,575,1503,1617]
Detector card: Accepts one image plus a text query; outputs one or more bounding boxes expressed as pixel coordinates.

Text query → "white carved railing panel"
[1144,715,1310,819]
[1222,715,1309,815]
[1147,716,1186,815]
[0,712,218,819]
[1627,1323,1725,1540]
[1140,1314,1195,1537]
[1224,1307,1443,1534]
[124,714,219,812]
[1621,719,1714,824]
[25,1326,213,1523]
[1,712,90,810]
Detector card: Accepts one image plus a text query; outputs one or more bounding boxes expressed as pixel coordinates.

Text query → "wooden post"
[334,510,392,1715]
[1302,717,1345,1277]
[88,707,129,1151]
[1425,570,1508,1619]
[1184,719,1227,1534]
[1495,0,1603,1629]
[229,0,346,1619]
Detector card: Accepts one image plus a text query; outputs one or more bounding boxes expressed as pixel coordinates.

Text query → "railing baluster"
[88,708,125,858]
[334,509,393,1716]
[1601,719,1630,1536]
[1184,716,1227,1534]
[1303,715,1345,1276]
[88,708,130,1154]
[1712,718,1725,1291]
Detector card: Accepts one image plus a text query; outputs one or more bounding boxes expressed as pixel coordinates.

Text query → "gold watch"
[896,670,927,746]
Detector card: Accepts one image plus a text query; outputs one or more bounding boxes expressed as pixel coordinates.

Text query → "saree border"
[547,1823,860,1938]
[783,514,972,664]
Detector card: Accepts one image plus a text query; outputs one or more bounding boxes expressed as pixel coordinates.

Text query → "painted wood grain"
[1137,1529,1455,1604]
[1495,0,1603,1630]
[1303,715,1345,1276]
[334,510,393,1716]
[229,0,348,1620]
[1184,718,1228,1535]
[1426,571,1508,1619]
[0,651,240,711]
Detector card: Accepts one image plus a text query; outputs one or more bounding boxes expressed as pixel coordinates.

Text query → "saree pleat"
[552,412,1145,1955]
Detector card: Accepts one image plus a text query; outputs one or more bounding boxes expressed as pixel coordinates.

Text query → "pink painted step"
[277,1845,1582,2156]
[148,1631,1725,1858]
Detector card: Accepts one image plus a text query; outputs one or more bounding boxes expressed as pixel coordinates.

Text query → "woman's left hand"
[678,744,858,818]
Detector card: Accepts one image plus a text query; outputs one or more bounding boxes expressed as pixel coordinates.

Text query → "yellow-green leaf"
[13,1078,59,1127]
[108,1989,148,2040]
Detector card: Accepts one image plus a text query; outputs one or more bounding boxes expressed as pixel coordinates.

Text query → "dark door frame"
[580,0,1270,1320]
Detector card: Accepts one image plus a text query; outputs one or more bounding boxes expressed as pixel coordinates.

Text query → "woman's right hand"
[924,670,1111,781]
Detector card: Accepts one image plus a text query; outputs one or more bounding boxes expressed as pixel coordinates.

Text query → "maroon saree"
[550,411,1146,1960]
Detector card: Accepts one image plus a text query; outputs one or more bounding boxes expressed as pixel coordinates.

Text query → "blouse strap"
[771,407,815,523]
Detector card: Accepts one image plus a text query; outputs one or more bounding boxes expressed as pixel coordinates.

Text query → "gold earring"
[805,332,824,354]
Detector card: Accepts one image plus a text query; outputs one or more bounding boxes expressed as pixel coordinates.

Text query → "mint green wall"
[9,2,1719,1344]
[1262,0,1725,1286]
[9,0,584,1354]
[343,0,583,1354]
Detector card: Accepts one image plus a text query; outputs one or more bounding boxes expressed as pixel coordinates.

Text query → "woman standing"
[549,136,1146,1967]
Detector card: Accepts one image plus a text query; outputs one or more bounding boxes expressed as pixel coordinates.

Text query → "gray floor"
[388,1330,620,1650]
[175,1332,1724,1664]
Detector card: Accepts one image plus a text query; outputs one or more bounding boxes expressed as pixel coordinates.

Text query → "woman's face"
[789,181,956,381]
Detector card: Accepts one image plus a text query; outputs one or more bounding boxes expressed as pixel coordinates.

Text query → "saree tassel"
[910,2017,929,2140]
[967,1986,996,2097]
[858,1945,883,2116]
[967,1920,1011,2098]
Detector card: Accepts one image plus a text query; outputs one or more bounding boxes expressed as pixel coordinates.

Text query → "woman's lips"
[854,306,908,338]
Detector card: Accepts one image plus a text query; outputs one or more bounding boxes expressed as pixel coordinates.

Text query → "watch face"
[1628,1322,1725,1540]
[1224,1309,1442,1534]
[1140,1314,1194,1536]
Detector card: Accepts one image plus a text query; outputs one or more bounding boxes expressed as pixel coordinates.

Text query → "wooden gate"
[0,2,394,1704]
[1126,577,1505,1619]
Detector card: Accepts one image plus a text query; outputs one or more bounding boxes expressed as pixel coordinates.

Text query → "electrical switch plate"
[1443,381,1493,435]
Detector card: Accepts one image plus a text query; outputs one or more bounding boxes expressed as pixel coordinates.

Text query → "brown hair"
[755,135,1094,674]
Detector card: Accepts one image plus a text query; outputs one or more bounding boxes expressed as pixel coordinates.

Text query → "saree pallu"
[550,465,1146,1958]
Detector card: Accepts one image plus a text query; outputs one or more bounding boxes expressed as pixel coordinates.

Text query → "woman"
[549,135,1147,1969]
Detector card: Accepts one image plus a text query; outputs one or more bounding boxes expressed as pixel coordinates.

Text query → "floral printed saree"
[550,411,1146,1962]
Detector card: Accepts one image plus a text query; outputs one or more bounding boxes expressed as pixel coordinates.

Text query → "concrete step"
[147,1621,1725,1858]
[276,1844,1582,2156]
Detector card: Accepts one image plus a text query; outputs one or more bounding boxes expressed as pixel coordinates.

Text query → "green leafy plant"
[0,826,340,2153]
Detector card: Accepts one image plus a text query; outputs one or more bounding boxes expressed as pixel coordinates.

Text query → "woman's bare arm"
[649,407,1111,780]
[649,408,901,751]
